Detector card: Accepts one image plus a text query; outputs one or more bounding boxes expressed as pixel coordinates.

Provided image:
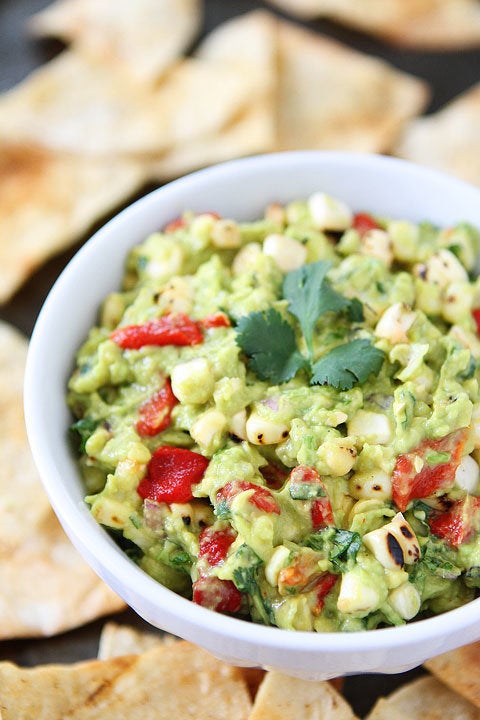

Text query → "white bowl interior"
[24,152,480,679]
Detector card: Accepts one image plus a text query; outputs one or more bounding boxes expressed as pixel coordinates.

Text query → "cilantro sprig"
[235,261,384,389]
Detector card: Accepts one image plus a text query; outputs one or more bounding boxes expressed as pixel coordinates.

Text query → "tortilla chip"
[0,143,146,302]
[248,670,358,720]
[28,0,202,83]
[0,51,255,156]
[265,0,480,49]
[365,676,480,720]
[0,321,125,638]
[394,83,480,186]
[425,642,480,708]
[0,641,253,719]
[97,622,177,660]
[276,20,429,153]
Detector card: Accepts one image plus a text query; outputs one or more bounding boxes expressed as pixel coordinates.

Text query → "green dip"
[68,192,480,632]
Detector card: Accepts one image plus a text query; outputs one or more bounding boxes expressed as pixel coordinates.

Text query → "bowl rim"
[24,150,480,653]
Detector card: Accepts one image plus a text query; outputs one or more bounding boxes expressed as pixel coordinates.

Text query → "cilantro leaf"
[305,527,361,572]
[69,416,99,453]
[236,308,307,383]
[310,339,385,390]
[232,544,274,625]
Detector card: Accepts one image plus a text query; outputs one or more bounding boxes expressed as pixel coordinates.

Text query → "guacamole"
[68,192,480,632]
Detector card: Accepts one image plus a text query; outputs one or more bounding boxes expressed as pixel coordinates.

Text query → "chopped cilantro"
[235,308,307,382]
[305,527,361,573]
[289,483,326,500]
[232,544,274,625]
[69,416,99,453]
[310,339,385,390]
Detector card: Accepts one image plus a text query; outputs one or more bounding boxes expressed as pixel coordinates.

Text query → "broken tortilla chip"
[248,670,358,720]
[366,676,480,720]
[425,642,480,709]
[0,143,146,302]
[0,51,255,156]
[265,0,480,49]
[28,0,202,83]
[0,641,253,720]
[394,83,480,187]
[0,321,125,639]
[276,20,429,153]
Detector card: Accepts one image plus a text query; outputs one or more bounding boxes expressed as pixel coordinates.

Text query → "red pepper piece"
[473,308,480,335]
[392,428,468,512]
[199,527,236,567]
[111,314,203,349]
[136,378,178,437]
[216,480,281,515]
[352,212,381,236]
[311,499,335,528]
[288,465,334,529]
[199,313,231,330]
[137,446,209,504]
[429,495,480,547]
[313,573,338,614]
[192,577,242,613]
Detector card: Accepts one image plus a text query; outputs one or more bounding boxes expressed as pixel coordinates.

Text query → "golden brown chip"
[0,143,146,302]
[365,676,480,720]
[28,0,202,83]
[0,51,255,156]
[0,321,125,638]
[425,642,480,708]
[97,622,177,660]
[276,20,429,153]
[265,0,480,49]
[394,83,480,186]
[248,670,358,720]
[0,641,253,719]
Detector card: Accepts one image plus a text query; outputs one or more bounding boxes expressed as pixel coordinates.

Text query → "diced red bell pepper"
[313,573,338,614]
[192,577,242,614]
[216,480,281,515]
[288,465,334,528]
[352,212,382,236]
[110,313,203,349]
[198,526,236,568]
[136,378,178,437]
[472,308,480,335]
[392,428,469,512]
[137,446,209,504]
[198,312,231,330]
[429,495,480,547]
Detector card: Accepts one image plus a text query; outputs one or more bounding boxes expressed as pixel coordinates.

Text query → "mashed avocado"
[68,193,480,632]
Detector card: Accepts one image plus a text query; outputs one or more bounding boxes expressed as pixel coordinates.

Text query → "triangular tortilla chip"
[265,0,480,49]
[276,19,429,152]
[0,51,255,156]
[0,143,146,302]
[425,642,480,708]
[248,670,358,720]
[0,321,125,638]
[0,641,253,720]
[365,676,480,720]
[394,83,480,186]
[28,0,202,83]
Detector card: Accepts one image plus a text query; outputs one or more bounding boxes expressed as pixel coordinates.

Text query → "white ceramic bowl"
[25,152,480,680]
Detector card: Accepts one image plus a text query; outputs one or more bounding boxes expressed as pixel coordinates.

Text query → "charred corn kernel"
[363,513,420,571]
[360,229,393,268]
[325,410,348,427]
[455,454,480,494]
[211,219,242,248]
[337,571,382,615]
[157,276,193,315]
[263,234,307,273]
[190,409,227,448]
[308,192,353,231]
[146,244,183,279]
[347,410,393,445]
[265,545,291,586]
[229,409,248,440]
[319,438,357,476]
[375,302,417,344]
[349,470,392,501]
[171,358,214,405]
[442,281,475,324]
[414,249,468,288]
[265,202,286,226]
[388,582,421,620]
[246,412,289,445]
[232,243,262,274]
